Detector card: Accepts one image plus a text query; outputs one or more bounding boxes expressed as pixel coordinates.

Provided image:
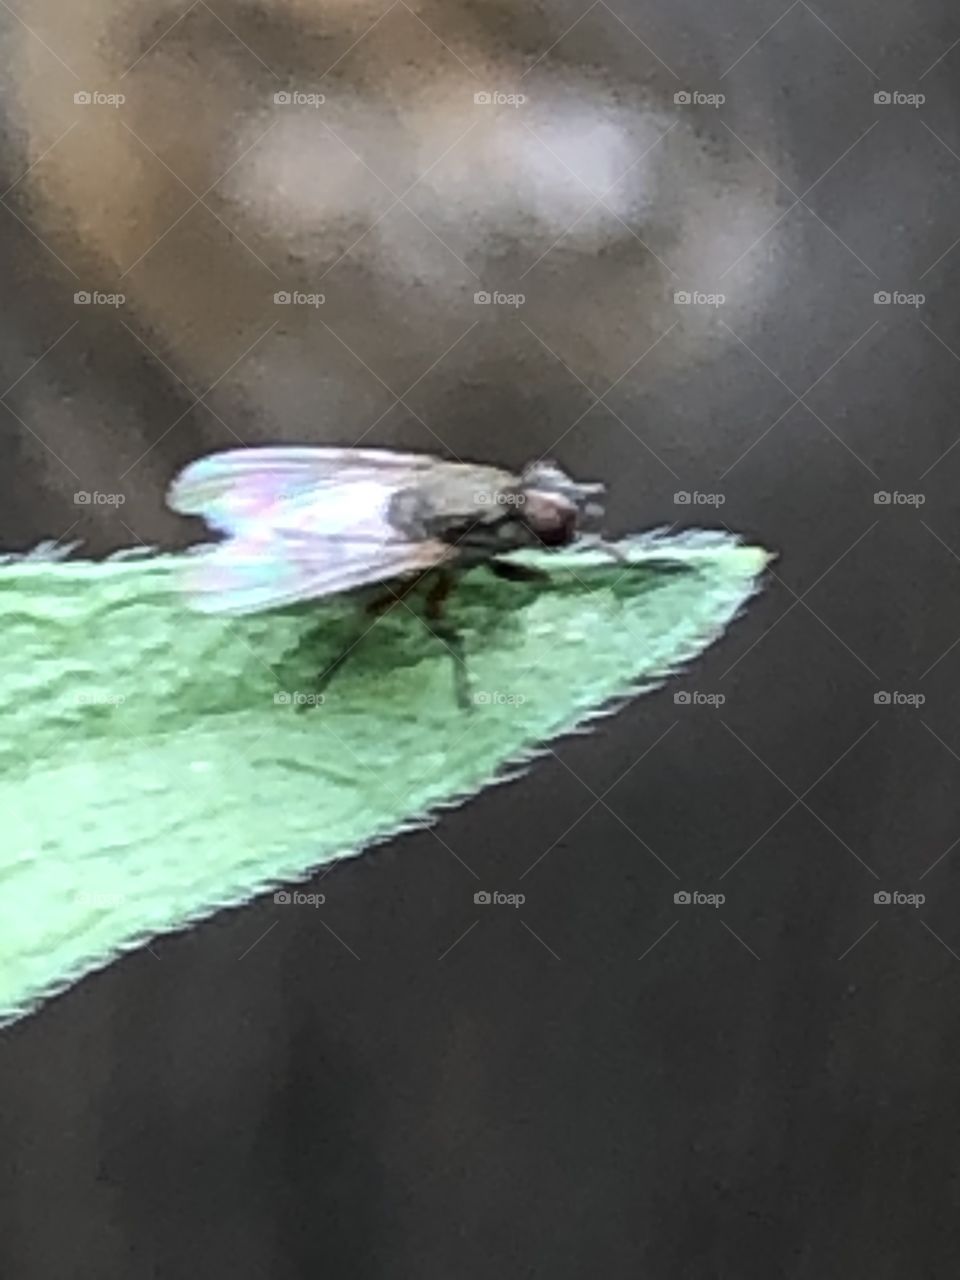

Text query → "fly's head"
[518,460,605,548]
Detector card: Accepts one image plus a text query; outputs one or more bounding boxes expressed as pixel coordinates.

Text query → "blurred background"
[1,0,959,1275]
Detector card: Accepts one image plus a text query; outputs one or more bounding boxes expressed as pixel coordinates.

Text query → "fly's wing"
[179,529,450,615]
[169,447,438,536]
[168,448,450,615]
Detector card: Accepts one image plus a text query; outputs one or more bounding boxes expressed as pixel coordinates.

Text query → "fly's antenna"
[521,459,605,505]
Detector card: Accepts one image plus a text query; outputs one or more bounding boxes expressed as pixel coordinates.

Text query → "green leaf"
[0,531,771,1023]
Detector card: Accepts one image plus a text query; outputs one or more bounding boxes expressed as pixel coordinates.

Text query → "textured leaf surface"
[0,532,771,1024]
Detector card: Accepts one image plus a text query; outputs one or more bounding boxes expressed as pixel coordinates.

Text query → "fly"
[168,447,615,706]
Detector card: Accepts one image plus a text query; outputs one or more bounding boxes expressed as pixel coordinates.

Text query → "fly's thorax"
[385,461,591,554]
[387,465,523,543]
[386,485,435,540]
[433,507,532,559]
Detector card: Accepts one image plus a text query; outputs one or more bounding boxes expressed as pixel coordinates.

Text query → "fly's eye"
[547,509,577,545]
[525,498,576,546]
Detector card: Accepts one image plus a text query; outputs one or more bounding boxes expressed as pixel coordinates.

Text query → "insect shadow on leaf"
[291,562,544,711]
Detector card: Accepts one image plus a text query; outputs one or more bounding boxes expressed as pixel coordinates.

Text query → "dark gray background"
[1,1,959,1276]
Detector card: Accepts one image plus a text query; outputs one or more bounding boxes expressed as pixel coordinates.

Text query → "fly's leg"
[423,569,471,710]
[489,547,629,582]
[367,569,432,616]
[589,537,630,565]
[488,558,551,584]
[298,571,428,711]
[301,632,361,708]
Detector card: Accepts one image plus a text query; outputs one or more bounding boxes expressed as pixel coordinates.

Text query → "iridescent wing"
[168,447,452,615]
[169,447,439,536]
